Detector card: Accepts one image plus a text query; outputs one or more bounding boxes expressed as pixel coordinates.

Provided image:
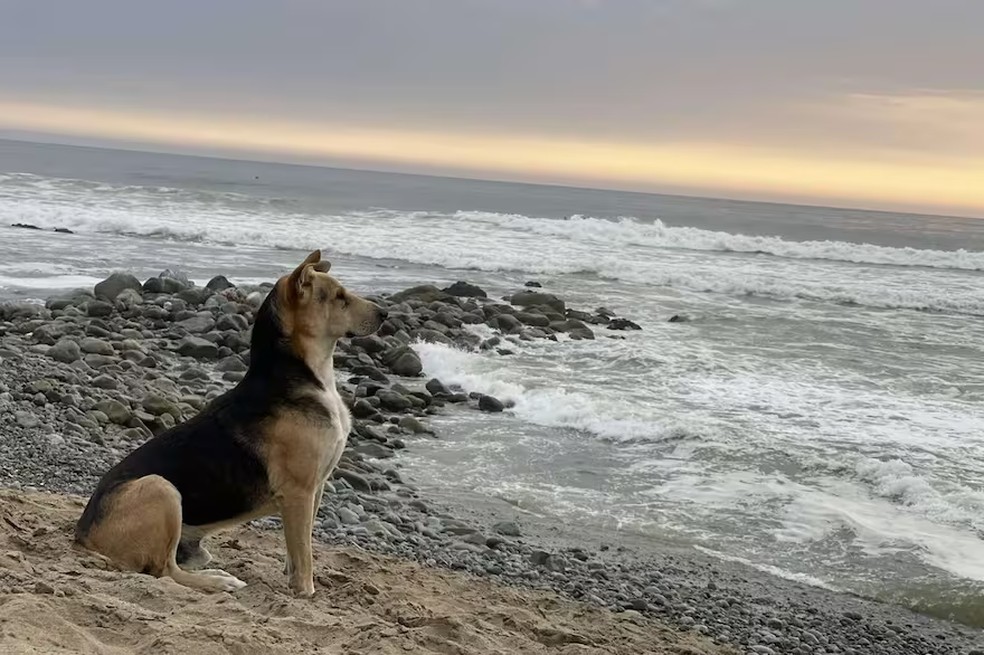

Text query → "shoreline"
[0,269,981,654]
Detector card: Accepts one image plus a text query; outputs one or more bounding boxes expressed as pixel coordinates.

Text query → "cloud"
[3,99,982,215]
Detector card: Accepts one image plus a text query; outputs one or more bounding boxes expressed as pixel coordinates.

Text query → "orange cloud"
[1,99,982,216]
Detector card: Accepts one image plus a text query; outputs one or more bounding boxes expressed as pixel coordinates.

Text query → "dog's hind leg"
[82,475,246,593]
[176,526,213,570]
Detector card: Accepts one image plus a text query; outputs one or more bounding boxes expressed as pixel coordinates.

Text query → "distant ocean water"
[3,139,984,622]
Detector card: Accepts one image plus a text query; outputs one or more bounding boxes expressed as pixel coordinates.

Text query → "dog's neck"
[305,338,338,393]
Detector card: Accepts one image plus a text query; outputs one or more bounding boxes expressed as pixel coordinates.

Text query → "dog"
[75,250,386,596]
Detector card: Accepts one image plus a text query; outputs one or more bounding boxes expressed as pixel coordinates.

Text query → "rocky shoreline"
[0,269,981,655]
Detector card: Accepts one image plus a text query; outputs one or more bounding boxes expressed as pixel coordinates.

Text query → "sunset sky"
[1,0,982,216]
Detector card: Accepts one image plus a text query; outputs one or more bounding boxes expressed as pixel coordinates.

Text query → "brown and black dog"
[75,250,386,595]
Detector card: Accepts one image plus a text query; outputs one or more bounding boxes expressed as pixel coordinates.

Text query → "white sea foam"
[455,210,984,271]
[414,341,702,443]
[4,173,984,314]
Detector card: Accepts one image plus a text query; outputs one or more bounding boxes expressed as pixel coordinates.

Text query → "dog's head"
[278,250,387,342]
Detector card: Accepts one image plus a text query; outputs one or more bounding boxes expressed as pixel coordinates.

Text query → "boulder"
[48,339,82,364]
[206,275,234,291]
[176,337,219,359]
[94,273,142,301]
[442,281,487,298]
[388,285,449,304]
[508,291,565,313]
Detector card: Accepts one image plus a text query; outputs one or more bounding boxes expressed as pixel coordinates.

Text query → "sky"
[1,0,982,216]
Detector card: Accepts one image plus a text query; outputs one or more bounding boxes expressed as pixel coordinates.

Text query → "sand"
[0,489,732,655]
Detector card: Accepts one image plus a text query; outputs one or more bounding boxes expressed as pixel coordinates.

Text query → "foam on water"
[414,341,704,444]
[4,173,984,315]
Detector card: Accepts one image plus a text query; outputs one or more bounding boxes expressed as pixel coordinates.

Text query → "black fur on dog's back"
[75,288,332,542]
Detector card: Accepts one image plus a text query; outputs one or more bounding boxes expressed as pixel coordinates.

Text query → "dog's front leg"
[278,491,317,597]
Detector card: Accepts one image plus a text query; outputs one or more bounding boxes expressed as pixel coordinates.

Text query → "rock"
[524,281,542,288]
[385,347,423,377]
[352,399,379,419]
[142,394,182,420]
[11,222,42,230]
[91,375,118,390]
[114,288,143,310]
[493,521,521,536]
[95,400,132,426]
[177,287,212,306]
[667,314,689,323]
[354,442,395,459]
[159,268,192,287]
[508,291,565,313]
[93,272,142,301]
[415,329,453,345]
[530,550,550,566]
[0,301,46,321]
[14,411,40,429]
[48,339,82,363]
[388,285,449,304]
[488,314,523,334]
[337,507,360,525]
[80,338,114,356]
[177,314,215,334]
[85,300,114,317]
[608,317,641,330]
[333,468,373,493]
[215,355,247,372]
[215,313,248,332]
[478,394,505,413]
[442,281,487,298]
[515,312,550,327]
[398,416,428,434]
[377,390,413,412]
[206,275,234,291]
[176,337,219,359]
[425,378,452,396]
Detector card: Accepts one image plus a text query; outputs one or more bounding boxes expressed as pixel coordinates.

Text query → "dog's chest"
[314,388,351,480]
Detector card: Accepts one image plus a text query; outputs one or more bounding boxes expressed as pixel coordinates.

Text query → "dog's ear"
[287,250,321,297]
[312,260,332,273]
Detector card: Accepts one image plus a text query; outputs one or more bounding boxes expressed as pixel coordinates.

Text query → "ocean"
[2,138,984,620]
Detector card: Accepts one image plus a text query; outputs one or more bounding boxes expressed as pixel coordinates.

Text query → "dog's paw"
[217,575,248,593]
[199,568,248,592]
[290,581,315,598]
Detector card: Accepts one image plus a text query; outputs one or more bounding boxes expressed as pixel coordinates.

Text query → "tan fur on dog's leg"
[285,481,325,578]
[83,475,245,593]
[279,491,317,597]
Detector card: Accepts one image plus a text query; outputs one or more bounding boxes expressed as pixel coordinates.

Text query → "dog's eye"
[337,292,349,307]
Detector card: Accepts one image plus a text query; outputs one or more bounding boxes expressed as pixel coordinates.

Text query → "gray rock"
[177,314,216,334]
[215,355,247,372]
[48,339,82,363]
[493,521,521,537]
[388,285,449,304]
[114,288,143,310]
[425,378,451,396]
[142,394,182,420]
[385,347,423,377]
[509,291,566,313]
[85,300,114,317]
[80,337,114,356]
[91,375,119,390]
[206,275,234,291]
[398,416,428,434]
[337,507,360,525]
[176,337,219,359]
[488,314,523,334]
[333,468,373,493]
[442,281,487,298]
[14,411,40,428]
[478,394,505,413]
[515,312,551,327]
[94,272,142,301]
[377,390,412,412]
[608,317,641,331]
[215,313,248,331]
[95,400,132,425]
